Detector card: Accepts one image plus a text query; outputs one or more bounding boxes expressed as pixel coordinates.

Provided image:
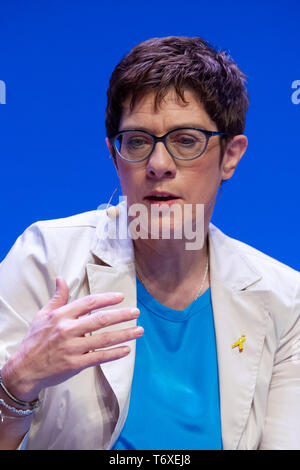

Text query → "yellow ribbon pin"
[232,334,246,352]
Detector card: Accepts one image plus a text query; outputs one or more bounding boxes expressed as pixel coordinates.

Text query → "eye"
[123,133,152,149]
[128,137,148,147]
[171,134,198,146]
[178,136,197,145]
[168,129,207,148]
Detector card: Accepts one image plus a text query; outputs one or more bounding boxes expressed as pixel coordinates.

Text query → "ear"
[221,135,248,182]
[105,137,119,172]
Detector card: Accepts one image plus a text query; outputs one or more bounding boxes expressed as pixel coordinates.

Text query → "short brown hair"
[105,36,249,161]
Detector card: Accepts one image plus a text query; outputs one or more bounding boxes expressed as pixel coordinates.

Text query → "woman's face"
[106,88,247,241]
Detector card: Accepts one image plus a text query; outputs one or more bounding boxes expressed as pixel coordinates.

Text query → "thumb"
[48,277,69,310]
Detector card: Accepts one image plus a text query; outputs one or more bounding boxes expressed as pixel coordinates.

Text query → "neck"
[133,229,210,308]
[134,235,208,275]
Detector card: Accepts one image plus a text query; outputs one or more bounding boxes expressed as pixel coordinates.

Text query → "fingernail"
[135,326,144,335]
[109,292,124,300]
[131,308,140,316]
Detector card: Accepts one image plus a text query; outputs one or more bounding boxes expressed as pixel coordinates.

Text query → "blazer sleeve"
[0,221,57,371]
[259,277,300,450]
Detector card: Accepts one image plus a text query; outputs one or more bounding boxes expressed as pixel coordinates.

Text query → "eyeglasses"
[110,128,226,163]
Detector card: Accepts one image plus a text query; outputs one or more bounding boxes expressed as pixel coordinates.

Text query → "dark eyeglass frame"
[110,127,226,163]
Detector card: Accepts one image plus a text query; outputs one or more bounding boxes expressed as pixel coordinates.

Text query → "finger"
[79,345,132,368]
[77,325,144,353]
[72,306,140,336]
[39,277,69,315]
[55,291,125,319]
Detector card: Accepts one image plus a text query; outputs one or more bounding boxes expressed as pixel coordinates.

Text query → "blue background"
[0,0,299,269]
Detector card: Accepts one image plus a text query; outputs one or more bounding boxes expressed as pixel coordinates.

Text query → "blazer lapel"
[86,262,137,444]
[208,224,270,449]
[86,202,138,445]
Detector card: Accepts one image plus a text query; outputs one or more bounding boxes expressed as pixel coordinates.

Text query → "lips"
[144,191,180,201]
[144,191,181,207]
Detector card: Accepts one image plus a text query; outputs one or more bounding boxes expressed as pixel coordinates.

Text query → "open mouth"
[146,195,179,201]
[144,195,181,207]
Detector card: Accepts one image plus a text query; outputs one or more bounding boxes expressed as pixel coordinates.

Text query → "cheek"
[183,161,221,203]
[117,164,143,199]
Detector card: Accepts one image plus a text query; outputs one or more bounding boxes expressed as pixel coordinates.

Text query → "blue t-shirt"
[112,278,222,450]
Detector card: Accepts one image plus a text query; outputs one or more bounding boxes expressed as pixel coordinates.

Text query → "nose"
[146,141,177,180]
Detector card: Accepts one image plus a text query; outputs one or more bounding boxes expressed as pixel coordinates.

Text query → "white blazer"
[0,200,300,450]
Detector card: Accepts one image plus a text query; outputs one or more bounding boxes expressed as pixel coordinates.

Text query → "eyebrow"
[118,124,210,133]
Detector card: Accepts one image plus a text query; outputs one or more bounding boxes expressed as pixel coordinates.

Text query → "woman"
[0,36,300,450]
